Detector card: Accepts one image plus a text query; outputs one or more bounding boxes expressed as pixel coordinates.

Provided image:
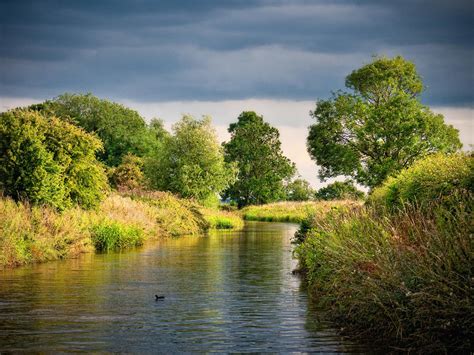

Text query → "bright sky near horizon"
[1,0,473,188]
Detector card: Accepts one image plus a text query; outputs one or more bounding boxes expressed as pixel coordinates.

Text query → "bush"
[0,109,108,210]
[369,153,473,210]
[109,153,145,191]
[90,221,144,251]
[315,180,365,201]
[285,178,314,201]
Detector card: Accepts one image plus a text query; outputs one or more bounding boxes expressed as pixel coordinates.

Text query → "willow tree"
[307,56,462,188]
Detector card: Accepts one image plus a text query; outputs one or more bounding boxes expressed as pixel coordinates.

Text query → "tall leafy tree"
[32,93,161,166]
[223,111,295,207]
[307,56,462,188]
[147,115,236,204]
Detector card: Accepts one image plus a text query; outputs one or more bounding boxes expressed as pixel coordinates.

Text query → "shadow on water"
[0,221,368,352]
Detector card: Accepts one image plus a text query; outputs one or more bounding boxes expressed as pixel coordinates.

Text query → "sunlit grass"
[201,208,244,230]
[241,200,361,223]
[0,190,243,268]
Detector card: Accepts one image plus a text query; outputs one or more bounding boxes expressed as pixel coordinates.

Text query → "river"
[0,221,362,352]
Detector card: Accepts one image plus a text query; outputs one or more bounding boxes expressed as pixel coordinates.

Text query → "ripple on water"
[0,221,364,352]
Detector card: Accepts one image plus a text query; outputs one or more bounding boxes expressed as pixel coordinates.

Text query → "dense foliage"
[146,115,236,204]
[285,178,314,201]
[33,93,161,166]
[315,180,364,201]
[307,56,462,188]
[109,153,145,191]
[0,109,108,210]
[369,153,473,210]
[223,111,295,207]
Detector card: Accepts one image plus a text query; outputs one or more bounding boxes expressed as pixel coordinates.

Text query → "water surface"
[0,221,360,352]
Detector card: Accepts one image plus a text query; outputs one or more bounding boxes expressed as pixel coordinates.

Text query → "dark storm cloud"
[1,0,473,105]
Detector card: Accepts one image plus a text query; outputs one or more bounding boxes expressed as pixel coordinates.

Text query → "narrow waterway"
[0,221,362,352]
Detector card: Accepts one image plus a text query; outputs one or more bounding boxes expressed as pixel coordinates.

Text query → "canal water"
[0,221,362,352]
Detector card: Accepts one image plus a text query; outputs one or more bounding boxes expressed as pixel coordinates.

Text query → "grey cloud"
[0,0,472,105]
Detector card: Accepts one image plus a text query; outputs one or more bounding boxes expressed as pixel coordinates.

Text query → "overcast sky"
[1,0,473,187]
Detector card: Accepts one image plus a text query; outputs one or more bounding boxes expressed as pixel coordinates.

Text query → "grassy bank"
[0,191,243,268]
[241,200,361,223]
[294,153,473,351]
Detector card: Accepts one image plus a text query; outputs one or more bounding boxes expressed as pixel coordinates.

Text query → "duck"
[155,295,165,300]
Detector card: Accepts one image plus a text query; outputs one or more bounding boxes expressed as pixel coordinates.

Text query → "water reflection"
[0,221,358,352]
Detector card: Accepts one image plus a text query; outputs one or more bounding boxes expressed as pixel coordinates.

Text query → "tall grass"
[0,197,93,268]
[91,221,143,251]
[295,153,473,350]
[1,190,243,268]
[118,190,208,236]
[201,208,244,230]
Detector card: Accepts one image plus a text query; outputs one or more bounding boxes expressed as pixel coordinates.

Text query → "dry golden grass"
[1,191,244,268]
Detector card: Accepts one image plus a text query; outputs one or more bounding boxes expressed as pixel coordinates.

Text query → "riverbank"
[0,191,243,268]
[241,200,361,223]
[294,153,473,351]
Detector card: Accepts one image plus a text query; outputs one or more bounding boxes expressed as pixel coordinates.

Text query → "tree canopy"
[32,93,161,166]
[223,111,295,207]
[146,115,236,204]
[307,56,462,188]
[0,109,108,210]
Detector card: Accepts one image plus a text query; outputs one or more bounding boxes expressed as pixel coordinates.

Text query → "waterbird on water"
[155,295,165,300]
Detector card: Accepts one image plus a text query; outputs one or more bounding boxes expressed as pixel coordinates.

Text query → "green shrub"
[0,109,108,210]
[109,153,145,190]
[315,180,365,201]
[369,153,473,210]
[90,221,143,251]
[285,178,314,201]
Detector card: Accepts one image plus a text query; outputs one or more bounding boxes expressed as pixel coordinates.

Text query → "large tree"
[32,93,161,166]
[223,111,295,207]
[146,115,236,204]
[307,56,462,188]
